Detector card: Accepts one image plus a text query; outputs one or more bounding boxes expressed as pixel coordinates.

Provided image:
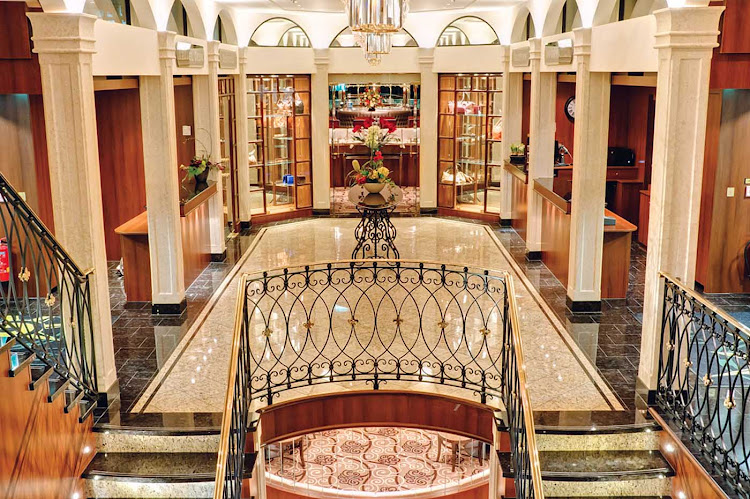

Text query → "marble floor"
[131,218,621,414]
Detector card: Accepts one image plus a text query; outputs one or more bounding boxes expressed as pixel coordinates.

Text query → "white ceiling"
[219,0,523,14]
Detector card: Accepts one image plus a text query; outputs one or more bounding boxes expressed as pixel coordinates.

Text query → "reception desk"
[115,183,216,303]
[503,161,528,241]
[534,178,637,300]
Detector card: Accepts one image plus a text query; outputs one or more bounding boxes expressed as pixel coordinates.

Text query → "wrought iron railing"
[656,273,750,498]
[0,173,98,400]
[214,260,544,499]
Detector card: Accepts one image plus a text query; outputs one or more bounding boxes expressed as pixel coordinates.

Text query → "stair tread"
[540,450,672,477]
[84,452,217,480]
[546,496,672,498]
[94,411,222,435]
[535,410,660,434]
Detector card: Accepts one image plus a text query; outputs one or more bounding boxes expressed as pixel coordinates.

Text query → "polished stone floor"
[131,218,620,414]
[97,215,750,423]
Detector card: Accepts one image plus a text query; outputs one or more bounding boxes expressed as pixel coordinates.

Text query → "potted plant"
[180,155,223,192]
[510,143,526,165]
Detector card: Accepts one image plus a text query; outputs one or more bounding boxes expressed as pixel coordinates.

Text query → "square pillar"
[500,46,523,224]
[566,28,611,311]
[312,49,331,212]
[419,49,438,211]
[235,48,251,227]
[28,12,117,391]
[526,38,556,259]
[194,40,226,259]
[139,31,187,314]
[638,6,724,392]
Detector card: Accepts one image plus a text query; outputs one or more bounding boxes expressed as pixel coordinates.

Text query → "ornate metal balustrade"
[656,273,750,498]
[0,173,98,400]
[214,260,544,499]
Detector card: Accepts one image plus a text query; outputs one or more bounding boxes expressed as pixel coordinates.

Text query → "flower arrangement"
[351,151,393,186]
[361,87,383,109]
[180,155,223,181]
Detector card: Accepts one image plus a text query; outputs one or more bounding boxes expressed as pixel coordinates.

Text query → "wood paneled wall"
[174,79,196,186]
[95,87,147,260]
[0,346,95,499]
[521,79,531,143]
[257,391,495,446]
[697,89,750,293]
[608,85,656,183]
[0,3,42,96]
[555,81,575,155]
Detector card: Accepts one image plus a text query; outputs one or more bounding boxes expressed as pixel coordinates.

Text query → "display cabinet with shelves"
[218,76,239,231]
[437,74,503,215]
[247,74,312,217]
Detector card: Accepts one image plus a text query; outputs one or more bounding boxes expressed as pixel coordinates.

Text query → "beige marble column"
[312,49,331,212]
[27,12,117,391]
[566,28,611,311]
[419,49,438,211]
[527,38,556,258]
[638,6,723,392]
[500,46,522,224]
[194,41,226,258]
[234,48,251,226]
[139,31,186,313]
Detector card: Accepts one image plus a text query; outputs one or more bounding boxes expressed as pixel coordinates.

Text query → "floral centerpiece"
[180,154,224,191]
[349,118,398,205]
[361,87,383,111]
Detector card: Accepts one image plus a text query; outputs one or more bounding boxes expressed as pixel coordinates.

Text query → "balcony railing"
[214,260,544,499]
[0,172,98,401]
[656,273,750,498]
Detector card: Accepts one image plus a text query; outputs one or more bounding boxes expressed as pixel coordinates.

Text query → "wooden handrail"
[505,274,546,499]
[213,274,249,499]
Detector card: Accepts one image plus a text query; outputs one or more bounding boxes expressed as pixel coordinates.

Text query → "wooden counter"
[503,161,528,241]
[330,144,419,188]
[534,178,637,300]
[115,183,216,303]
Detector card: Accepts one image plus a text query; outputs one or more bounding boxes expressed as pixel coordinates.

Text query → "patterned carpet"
[266,427,490,496]
[330,187,420,215]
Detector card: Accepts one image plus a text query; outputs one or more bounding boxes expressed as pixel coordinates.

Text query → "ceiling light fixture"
[365,52,382,66]
[364,33,392,55]
[348,0,408,33]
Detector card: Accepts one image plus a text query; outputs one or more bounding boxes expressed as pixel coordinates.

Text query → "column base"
[635,376,658,407]
[152,299,187,315]
[499,218,512,227]
[420,207,438,215]
[566,296,602,313]
[525,250,542,261]
[313,209,331,216]
[211,250,227,262]
[96,378,120,409]
[240,221,251,230]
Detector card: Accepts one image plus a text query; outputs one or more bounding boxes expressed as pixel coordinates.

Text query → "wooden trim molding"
[257,390,496,445]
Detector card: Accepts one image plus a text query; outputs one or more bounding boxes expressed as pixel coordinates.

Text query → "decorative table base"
[352,205,399,260]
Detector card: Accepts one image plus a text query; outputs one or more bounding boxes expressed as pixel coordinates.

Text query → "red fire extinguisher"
[0,238,9,283]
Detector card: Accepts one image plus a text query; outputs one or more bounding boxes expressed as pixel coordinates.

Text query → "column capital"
[528,38,542,61]
[27,12,97,55]
[207,40,221,64]
[573,27,592,59]
[418,48,434,68]
[653,6,724,51]
[157,31,177,61]
[313,48,330,67]
[238,46,248,66]
[499,45,511,65]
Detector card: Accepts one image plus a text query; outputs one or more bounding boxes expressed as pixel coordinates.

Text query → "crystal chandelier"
[364,33,392,54]
[365,52,382,66]
[348,0,408,33]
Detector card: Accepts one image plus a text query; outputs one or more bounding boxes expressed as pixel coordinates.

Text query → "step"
[546,497,672,498]
[534,410,662,452]
[93,412,222,453]
[83,452,216,498]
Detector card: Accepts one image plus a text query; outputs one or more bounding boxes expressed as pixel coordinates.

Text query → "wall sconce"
[544,39,574,65]
[175,42,205,68]
[511,46,530,68]
[219,49,238,70]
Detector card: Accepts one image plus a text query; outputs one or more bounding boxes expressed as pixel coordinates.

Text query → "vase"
[368,107,376,112]
[364,183,385,194]
[509,155,526,166]
[194,169,209,192]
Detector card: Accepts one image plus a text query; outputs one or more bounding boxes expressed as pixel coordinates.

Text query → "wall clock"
[564,96,575,122]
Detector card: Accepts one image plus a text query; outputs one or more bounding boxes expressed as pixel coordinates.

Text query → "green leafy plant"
[510,143,526,155]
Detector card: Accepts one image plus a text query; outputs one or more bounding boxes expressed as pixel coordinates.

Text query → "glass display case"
[218,76,238,231]
[438,74,503,214]
[247,75,312,216]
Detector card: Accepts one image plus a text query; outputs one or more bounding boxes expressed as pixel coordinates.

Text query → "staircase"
[501,410,674,498]
[83,415,221,498]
